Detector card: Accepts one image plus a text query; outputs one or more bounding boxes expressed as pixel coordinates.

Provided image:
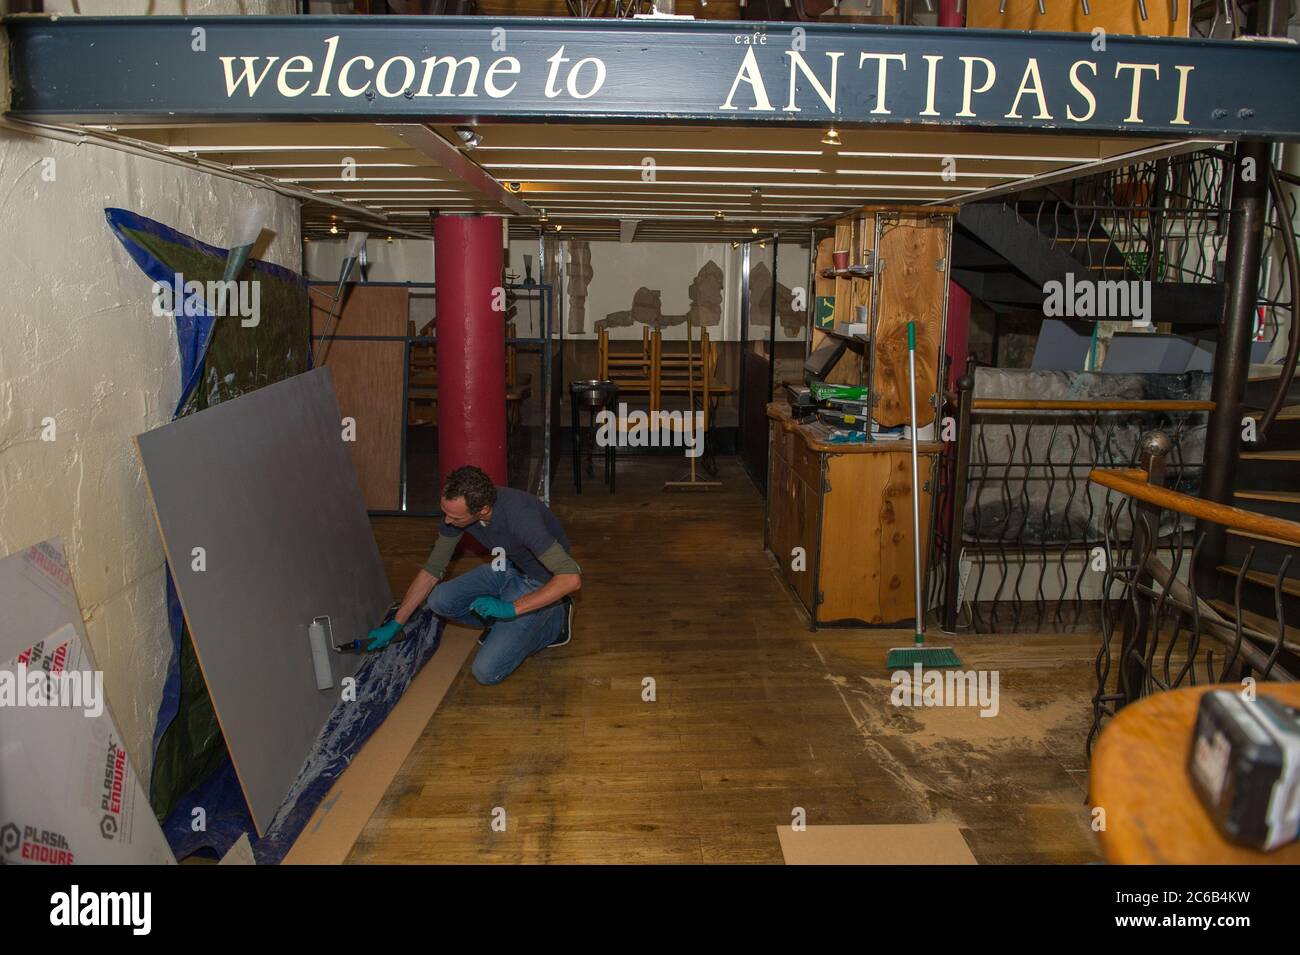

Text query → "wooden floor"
[352,456,1102,864]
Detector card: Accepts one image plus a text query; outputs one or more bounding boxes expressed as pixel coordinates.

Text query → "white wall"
[0,125,300,784]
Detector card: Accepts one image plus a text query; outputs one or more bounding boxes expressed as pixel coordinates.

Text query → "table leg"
[571,395,582,494]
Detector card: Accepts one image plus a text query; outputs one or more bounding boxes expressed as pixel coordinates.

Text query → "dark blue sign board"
[6,16,1300,140]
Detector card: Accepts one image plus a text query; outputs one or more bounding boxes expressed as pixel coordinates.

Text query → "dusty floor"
[350,455,1101,863]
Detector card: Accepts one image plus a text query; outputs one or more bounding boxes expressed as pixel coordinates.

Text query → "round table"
[1089,681,1300,864]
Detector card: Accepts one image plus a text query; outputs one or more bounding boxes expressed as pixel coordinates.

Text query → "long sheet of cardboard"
[777,823,978,865]
[135,368,392,835]
[0,540,175,865]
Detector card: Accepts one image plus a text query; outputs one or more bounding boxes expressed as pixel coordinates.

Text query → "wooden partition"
[309,285,407,510]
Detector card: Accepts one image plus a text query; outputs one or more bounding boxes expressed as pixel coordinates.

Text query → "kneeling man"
[367,465,581,684]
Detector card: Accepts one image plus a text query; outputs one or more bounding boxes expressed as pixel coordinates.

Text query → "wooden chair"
[505,321,532,434]
[598,326,654,399]
[408,318,436,426]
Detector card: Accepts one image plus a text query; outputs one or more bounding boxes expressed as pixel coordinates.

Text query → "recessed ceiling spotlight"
[330,223,339,235]
[539,209,549,223]
[714,211,724,221]
[821,127,842,147]
[505,181,523,193]
[454,126,482,150]
[751,226,759,235]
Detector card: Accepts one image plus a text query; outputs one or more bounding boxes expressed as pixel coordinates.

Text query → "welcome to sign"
[7,16,1300,139]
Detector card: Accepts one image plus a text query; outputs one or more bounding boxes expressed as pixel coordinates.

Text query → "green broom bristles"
[886,634,961,670]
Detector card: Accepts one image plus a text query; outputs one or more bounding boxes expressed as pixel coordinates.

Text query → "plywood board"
[0,540,175,865]
[136,368,392,835]
[872,218,946,428]
[311,286,407,510]
[778,824,977,865]
[282,625,476,864]
[310,284,409,338]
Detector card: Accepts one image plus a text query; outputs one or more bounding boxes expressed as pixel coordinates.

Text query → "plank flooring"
[352,456,1102,864]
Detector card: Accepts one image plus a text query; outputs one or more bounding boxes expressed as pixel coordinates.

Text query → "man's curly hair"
[443,465,497,514]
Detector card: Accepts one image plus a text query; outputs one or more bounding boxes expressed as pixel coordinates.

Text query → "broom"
[886,320,960,670]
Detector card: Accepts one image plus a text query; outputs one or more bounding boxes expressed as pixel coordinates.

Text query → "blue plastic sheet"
[162,607,443,864]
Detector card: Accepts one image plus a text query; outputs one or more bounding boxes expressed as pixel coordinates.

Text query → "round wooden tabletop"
[1090,682,1300,864]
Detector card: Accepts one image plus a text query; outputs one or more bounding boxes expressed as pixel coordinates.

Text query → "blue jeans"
[427,563,565,685]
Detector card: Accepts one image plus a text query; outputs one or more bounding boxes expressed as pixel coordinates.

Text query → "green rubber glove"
[470,596,517,621]
[366,619,403,651]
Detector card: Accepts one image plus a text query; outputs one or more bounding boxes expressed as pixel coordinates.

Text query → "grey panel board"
[136,368,391,835]
[1102,333,1195,374]
[1030,319,1092,372]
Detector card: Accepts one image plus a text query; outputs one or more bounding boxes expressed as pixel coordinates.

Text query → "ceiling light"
[714,211,724,221]
[539,209,549,223]
[751,226,759,235]
[330,223,339,235]
[731,240,740,249]
[821,127,842,147]
[387,235,393,243]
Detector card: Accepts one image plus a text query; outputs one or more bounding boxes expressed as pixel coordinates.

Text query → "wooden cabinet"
[765,404,939,628]
[779,206,950,628]
[811,208,952,429]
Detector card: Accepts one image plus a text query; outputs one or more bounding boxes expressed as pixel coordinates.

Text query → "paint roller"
[313,230,369,366]
[308,616,335,691]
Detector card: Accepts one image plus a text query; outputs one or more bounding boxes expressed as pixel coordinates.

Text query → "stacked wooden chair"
[596,325,732,431]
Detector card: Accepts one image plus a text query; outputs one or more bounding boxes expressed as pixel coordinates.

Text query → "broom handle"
[907,320,923,644]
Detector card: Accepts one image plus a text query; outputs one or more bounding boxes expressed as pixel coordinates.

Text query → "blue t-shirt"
[423,487,575,583]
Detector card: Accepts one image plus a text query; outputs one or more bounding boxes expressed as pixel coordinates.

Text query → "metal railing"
[932,374,1212,634]
[1086,431,1299,752]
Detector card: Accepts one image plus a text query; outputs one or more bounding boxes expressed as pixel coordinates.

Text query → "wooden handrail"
[1089,468,1300,547]
[974,399,1215,412]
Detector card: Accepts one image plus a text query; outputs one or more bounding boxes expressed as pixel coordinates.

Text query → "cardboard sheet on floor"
[777,824,977,865]
[0,540,175,865]
[282,625,477,864]
[136,368,392,835]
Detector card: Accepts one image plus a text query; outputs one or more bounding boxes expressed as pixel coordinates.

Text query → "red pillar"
[938,0,964,27]
[946,281,972,391]
[433,214,506,487]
